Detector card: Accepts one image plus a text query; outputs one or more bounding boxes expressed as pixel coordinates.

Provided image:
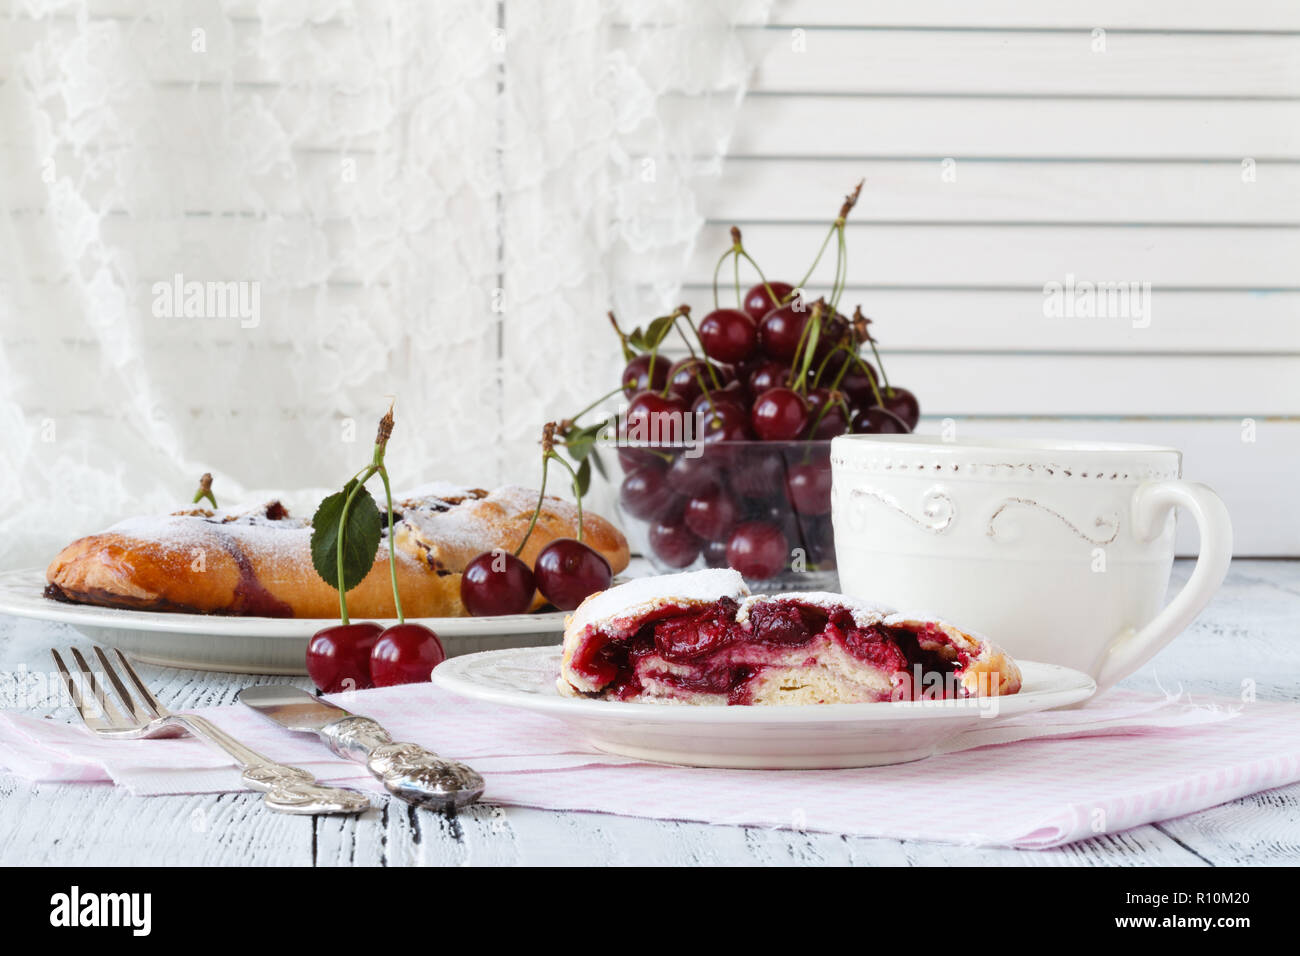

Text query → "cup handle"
[1094,480,1233,692]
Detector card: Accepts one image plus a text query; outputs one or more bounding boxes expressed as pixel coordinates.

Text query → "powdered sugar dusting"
[568,568,748,637]
[738,591,894,628]
[104,501,420,568]
[397,481,481,505]
[400,484,581,557]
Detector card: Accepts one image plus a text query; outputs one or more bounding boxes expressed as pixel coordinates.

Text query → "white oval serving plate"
[0,568,568,674]
[432,645,1097,769]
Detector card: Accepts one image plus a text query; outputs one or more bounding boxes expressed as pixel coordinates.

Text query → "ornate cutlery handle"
[319,715,485,810]
[165,714,370,815]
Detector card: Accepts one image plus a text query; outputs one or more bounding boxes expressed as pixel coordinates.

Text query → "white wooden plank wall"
[682,1,1300,555]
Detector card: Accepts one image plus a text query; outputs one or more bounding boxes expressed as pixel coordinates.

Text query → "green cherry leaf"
[575,456,592,497]
[566,435,592,462]
[644,314,675,349]
[310,480,383,593]
[564,420,609,463]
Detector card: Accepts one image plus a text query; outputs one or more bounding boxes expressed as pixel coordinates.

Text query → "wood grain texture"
[0,559,1296,867]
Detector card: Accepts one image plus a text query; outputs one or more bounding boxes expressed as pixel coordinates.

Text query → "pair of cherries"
[306,406,446,693]
[307,621,445,694]
[460,538,612,616]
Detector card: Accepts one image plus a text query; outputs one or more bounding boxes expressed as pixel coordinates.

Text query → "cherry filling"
[569,598,973,703]
[654,597,740,659]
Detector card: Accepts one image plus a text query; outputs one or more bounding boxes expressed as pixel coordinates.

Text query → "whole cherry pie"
[558,569,1021,705]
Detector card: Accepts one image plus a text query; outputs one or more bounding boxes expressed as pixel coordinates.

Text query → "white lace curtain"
[0,0,770,567]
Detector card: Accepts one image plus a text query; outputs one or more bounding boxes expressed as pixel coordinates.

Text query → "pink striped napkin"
[1,685,1297,848]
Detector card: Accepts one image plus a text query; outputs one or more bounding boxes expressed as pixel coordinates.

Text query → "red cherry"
[828,356,879,408]
[726,522,789,579]
[625,390,689,445]
[667,357,724,406]
[881,386,921,430]
[726,447,786,500]
[751,387,809,441]
[747,360,790,396]
[649,520,701,569]
[534,539,613,611]
[684,488,739,540]
[667,454,720,497]
[696,402,752,463]
[616,437,665,474]
[758,303,810,361]
[699,308,759,364]
[619,466,681,521]
[811,311,850,362]
[786,462,833,516]
[370,623,446,687]
[804,388,851,439]
[461,550,536,616]
[852,406,911,434]
[690,385,746,422]
[306,622,383,693]
[701,538,731,568]
[742,281,796,323]
[621,354,670,398]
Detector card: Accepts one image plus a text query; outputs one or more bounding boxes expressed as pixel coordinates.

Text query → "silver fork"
[52,646,371,816]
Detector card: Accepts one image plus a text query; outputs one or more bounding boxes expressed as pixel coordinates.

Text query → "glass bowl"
[613,439,838,593]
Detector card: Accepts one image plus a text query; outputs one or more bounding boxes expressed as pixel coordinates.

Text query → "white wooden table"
[1,559,1297,867]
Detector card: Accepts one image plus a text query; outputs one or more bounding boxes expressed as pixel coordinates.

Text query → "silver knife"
[237,685,485,811]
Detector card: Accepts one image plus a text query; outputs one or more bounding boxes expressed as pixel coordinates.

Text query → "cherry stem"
[377,465,404,625]
[608,312,635,363]
[786,301,824,393]
[333,404,397,625]
[335,463,377,626]
[812,339,843,390]
[673,318,699,361]
[855,306,893,394]
[851,349,885,406]
[804,388,854,449]
[547,451,586,544]
[568,386,625,425]
[794,179,863,298]
[795,224,837,292]
[727,226,779,312]
[515,452,549,558]
[829,225,848,314]
[674,309,720,389]
[191,472,216,509]
[737,249,774,295]
[867,337,892,395]
[711,247,736,310]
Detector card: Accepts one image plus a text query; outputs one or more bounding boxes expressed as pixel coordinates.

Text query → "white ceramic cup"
[830,435,1233,692]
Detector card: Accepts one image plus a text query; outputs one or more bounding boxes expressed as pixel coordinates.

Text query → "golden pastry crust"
[394,485,629,575]
[46,487,629,619]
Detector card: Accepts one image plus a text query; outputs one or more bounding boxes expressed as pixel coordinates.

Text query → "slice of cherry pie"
[558,569,1021,705]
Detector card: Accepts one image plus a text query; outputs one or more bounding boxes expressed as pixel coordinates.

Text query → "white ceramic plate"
[433,646,1097,769]
[0,568,569,674]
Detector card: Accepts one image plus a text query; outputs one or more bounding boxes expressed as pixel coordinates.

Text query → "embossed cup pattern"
[830,436,1232,690]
